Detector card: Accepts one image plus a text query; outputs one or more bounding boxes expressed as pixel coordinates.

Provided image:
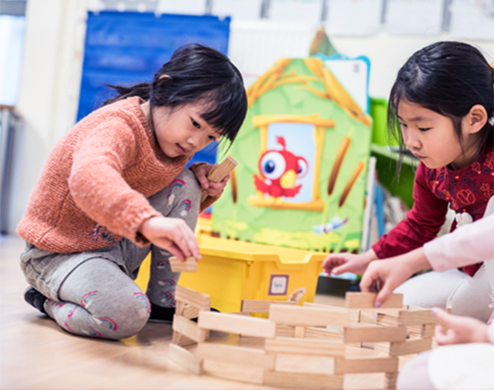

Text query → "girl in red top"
[323,41,494,321]
[19,44,247,339]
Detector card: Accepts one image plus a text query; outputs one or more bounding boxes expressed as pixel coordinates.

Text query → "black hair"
[102,43,247,144]
[388,41,494,170]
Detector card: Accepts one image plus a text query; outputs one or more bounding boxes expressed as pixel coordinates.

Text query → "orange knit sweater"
[17,96,216,253]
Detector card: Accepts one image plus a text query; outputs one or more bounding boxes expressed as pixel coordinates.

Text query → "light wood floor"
[1,235,392,390]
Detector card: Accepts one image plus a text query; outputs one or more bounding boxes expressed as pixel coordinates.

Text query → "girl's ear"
[464,104,488,135]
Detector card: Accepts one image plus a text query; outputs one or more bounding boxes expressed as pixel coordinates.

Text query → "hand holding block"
[169,256,198,272]
[200,156,238,202]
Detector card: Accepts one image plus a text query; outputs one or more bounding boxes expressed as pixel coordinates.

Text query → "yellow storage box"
[179,236,324,312]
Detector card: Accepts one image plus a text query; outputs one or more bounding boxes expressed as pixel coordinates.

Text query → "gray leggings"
[21,168,201,340]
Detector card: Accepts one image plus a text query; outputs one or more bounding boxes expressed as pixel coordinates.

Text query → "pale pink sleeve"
[423,214,494,272]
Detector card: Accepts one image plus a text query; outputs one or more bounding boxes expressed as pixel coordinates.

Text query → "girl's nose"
[403,128,421,150]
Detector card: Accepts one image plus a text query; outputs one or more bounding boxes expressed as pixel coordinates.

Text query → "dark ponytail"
[102,43,247,144]
[388,41,494,170]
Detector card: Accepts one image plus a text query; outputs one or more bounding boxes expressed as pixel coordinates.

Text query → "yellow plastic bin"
[135,234,326,313]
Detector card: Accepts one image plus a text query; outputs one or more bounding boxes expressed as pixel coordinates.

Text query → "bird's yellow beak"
[280,170,297,189]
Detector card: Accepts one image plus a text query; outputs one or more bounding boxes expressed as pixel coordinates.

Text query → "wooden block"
[294,326,305,338]
[398,309,437,326]
[175,285,210,311]
[171,331,197,348]
[269,304,349,327]
[182,304,200,320]
[198,311,276,338]
[377,313,400,327]
[200,156,238,202]
[303,302,361,323]
[389,338,433,356]
[276,324,295,338]
[345,292,403,309]
[343,325,407,343]
[175,301,185,316]
[334,357,399,374]
[384,372,398,389]
[421,324,436,339]
[241,299,296,313]
[263,371,344,390]
[196,342,275,369]
[304,327,342,341]
[374,342,390,354]
[264,337,345,357]
[168,344,204,375]
[172,315,208,343]
[169,256,198,273]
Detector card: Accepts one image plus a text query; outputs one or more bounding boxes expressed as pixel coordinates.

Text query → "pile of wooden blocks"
[168,288,438,389]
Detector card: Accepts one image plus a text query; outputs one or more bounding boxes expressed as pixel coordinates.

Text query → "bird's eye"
[260,152,286,180]
[297,158,308,179]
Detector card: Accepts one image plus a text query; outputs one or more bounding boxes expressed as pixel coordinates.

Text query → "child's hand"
[192,163,229,198]
[322,250,376,277]
[138,216,201,262]
[433,308,490,345]
[360,248,430,307]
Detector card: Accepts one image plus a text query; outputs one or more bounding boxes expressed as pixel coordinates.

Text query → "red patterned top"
[373,144,494,276]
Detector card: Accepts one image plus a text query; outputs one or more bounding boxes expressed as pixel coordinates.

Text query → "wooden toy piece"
[263,371,344,390]
[343,324,407,343]
[264,337,345,357]
[168,344,204,375]
[303,326,342,341]
[175,285,210,311]
[384,372,398,389]
[200,156,238,202]
[421,323,435,339]
[345,292,403,309]
[196,342,276,369]
[275,324,296,338]
[172,315,208,344]
[241,299,296,313]
[303,302,361,323]
[294,326,305,338]
[398,309,437,326]
[269,304,349,327]
[389,338,433,356]
[334,357,399,374]
[169,256,198,273]
[198,311,276,338]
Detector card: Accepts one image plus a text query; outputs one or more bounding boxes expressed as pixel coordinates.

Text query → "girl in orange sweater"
[18,43,247,340]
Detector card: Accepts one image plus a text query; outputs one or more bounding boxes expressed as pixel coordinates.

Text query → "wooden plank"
[398,309,437,326]
[169,256,198,273]
[269,304,349,327]
[264,337,344,357]
[168,344,204,375]
[198,311,276,338]
[303,302,360,322]
[241,299,296,313]
[304,327,342,341]
[377,313,399,327]
[384,372,398,389]
[421,324,435,339]
[175,285,210,311]
[294,326,305,338]
[172,315,207,343]
[334,357,399,374]
[171,331,197,348]
[276,324,295,338]
[389,338,433,356]
[200,156,238,202]
[196,342,275,369]
[343,325,407,343]
[345,292,403,309]
[263,371,344,390]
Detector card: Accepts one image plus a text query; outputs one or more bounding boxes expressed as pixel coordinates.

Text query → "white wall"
[7,2,494,233]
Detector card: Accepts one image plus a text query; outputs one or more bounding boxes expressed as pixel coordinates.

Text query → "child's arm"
[138,216,201,261]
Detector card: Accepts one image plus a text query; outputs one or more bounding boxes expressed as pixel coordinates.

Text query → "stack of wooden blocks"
[167,289,438,389]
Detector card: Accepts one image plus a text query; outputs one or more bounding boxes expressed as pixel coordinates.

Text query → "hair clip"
[489,117,494,126]
[159,74,171,80]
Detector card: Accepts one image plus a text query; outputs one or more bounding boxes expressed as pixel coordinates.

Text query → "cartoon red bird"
[254,136,309,198]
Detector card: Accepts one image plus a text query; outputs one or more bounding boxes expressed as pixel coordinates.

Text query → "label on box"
[268,274,289,295]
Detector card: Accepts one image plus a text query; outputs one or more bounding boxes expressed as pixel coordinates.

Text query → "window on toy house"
[248,114,334,212]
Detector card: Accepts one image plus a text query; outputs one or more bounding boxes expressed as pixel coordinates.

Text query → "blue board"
[77,11,231,165]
